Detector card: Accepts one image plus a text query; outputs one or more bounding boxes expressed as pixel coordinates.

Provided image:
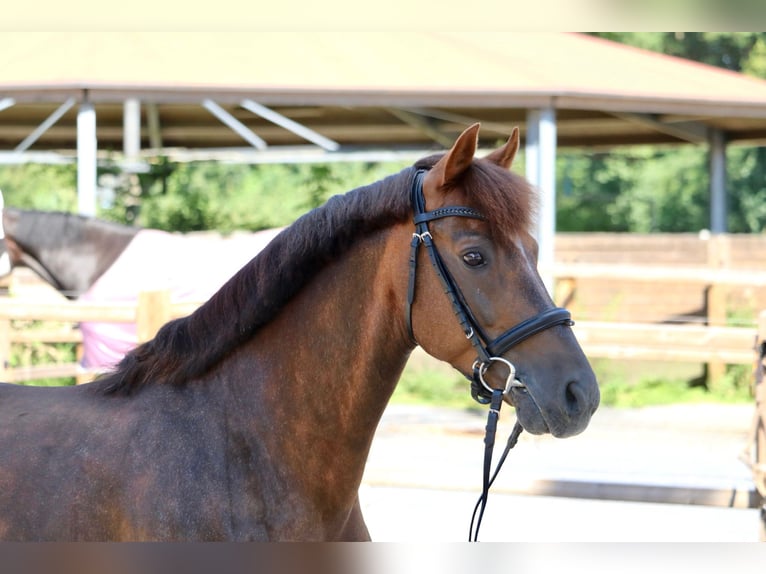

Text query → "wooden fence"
[742,310,766,540]
[554,233,766,325]
[548,263,765,384]
[551,232,766,384]
[0,291,200,384]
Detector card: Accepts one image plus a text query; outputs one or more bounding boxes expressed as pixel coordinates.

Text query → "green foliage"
[10,321,77,387]
[0,164,77,211]
[728,146,766,232]
[742,35,766,77]
[557,146,709,232]
[96,159,410,232]
[391,362,480,411]
[597,369,751,408]
[590,357,752,408]
[592,33,765,75]
[391,356,752,409]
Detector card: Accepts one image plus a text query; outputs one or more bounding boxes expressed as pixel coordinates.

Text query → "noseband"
[405,169,573,404]
[405,169,575,541]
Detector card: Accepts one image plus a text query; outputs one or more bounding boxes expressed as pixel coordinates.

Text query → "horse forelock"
[414,153,537,246]
[101,168,415,394]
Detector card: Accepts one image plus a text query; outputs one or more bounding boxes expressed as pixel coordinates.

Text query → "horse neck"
[224,224,414,513]
[20,217,136,297]
[250,223,413,421]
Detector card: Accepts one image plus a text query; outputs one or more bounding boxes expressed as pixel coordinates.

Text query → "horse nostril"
[565,380,581,414]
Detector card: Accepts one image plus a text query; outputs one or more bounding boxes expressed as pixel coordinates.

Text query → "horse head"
[0,202,138,299]
[408,124,599,438]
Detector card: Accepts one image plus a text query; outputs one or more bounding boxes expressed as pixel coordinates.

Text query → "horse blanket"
[79,228,282,369]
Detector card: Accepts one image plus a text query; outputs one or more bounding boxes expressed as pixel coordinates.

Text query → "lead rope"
[469,389,524,542]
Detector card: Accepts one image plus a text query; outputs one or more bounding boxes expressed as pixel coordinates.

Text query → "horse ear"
[485,127,520,169]
[426,123,480,189]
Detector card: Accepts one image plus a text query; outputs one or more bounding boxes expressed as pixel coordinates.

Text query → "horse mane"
[101,155,536,395]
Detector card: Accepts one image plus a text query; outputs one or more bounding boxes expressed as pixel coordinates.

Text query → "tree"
[560,33,766,234]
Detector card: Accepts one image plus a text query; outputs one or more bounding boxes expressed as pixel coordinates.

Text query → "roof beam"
[202,99,267,150]
[610,112,709,144]
[386,108,454,147]
[397,107,515,137]
[0,97,15,113]
[146,103,163,149]
[14,97,75,152]
[240,99,339,151]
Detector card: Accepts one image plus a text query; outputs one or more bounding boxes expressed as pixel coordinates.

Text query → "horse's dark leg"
[337,496,370,541]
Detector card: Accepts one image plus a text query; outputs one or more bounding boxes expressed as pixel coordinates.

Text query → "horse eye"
[462,251,485,267]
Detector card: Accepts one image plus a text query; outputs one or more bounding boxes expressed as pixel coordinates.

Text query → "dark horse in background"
[0,207,280,368]
[0,125,599,540]
[0,206,138,299]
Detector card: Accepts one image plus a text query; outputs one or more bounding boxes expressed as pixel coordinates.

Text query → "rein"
[405,169,574,541]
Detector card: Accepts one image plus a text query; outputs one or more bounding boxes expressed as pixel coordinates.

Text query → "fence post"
[755,310,766,541]
[706,234,730,387]
[554,277,577,308]
[0,315,11,382]
[136,290,172,343]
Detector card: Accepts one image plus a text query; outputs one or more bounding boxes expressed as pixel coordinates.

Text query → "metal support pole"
[123,98,141,164]
[527,108,557,294]
[77,97,97,216]
[525,110,540,187]
[709,128,727,233]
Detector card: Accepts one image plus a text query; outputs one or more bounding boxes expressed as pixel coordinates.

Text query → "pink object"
[79,228,282,369]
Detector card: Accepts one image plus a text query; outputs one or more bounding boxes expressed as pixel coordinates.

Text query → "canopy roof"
[2,31,766,161]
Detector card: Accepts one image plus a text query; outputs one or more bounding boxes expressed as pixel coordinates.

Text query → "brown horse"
[0,124,599,541]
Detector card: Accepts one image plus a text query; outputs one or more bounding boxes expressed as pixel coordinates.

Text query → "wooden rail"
[547,262,764,384]
[572,321,755,364]
[549,262,766,286]
[0,290,201,384]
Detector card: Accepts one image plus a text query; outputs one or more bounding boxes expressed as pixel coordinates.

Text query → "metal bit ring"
[477,357,525,395]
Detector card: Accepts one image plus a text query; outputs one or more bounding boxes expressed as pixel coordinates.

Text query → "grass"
[10,320,77,387]
[393,364,482,412]
[391,353,754,409]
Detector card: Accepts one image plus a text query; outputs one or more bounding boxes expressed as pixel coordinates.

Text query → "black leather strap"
[487,307,574,357]
[414,206,485,224]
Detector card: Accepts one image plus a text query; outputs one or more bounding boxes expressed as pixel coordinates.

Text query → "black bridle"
[405,169,574,541]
